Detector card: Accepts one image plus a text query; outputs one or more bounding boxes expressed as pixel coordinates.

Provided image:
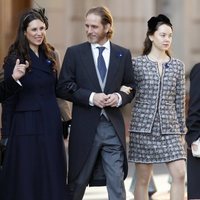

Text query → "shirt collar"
[91,40,110,51]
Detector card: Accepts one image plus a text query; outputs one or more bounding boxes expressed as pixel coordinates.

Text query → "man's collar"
[91,40,110,50]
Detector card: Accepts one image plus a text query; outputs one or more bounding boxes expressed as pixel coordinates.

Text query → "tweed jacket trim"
[129,55,186,134]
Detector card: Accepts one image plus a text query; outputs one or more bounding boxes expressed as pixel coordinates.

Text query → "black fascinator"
[147,14,172,31]
[23,8,49,30]
[33,8,49,29]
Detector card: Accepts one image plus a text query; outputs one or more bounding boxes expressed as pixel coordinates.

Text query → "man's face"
[85,13,110,45]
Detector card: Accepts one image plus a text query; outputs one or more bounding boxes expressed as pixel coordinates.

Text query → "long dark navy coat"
[57,42,135,186]
[0,49,67,200]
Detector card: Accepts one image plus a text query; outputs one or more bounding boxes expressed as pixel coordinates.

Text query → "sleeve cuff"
[89,92,95,106]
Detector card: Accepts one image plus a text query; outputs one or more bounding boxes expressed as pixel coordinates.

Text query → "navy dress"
[0,49,67,200]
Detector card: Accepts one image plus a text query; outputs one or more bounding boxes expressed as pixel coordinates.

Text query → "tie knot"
[97,47,105,54]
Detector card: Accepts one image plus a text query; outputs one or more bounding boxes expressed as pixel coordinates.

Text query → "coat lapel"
[80,42,101,90]
[105,43,123,91]
[30,49,53,74]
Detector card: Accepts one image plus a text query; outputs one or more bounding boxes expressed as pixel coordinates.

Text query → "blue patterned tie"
[97,47,107,81]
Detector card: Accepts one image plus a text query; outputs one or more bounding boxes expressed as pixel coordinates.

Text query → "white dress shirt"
[89,40,122,107]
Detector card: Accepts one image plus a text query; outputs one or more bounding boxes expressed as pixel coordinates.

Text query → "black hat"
[148,14,172,31]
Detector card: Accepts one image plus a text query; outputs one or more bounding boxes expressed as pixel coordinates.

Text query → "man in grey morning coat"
[57,6,135,200]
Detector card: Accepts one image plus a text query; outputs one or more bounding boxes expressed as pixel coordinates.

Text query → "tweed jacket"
[129,55,186,135]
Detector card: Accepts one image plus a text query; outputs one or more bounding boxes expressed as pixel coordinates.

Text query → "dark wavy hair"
[4,8,56,70]
[142,14,173,57]
[86,6,114,39]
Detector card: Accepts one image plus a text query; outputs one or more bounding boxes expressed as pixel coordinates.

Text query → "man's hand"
[12,59,29,81]
[93,93,109,108]
[104,93,119,107]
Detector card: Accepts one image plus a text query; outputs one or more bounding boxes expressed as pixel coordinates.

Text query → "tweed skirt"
[128,114,186,163]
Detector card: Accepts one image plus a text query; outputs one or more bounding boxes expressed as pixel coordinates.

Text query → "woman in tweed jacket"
[127,14,186,200]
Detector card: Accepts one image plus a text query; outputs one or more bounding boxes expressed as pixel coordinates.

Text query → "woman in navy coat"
[0,8,67,200]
